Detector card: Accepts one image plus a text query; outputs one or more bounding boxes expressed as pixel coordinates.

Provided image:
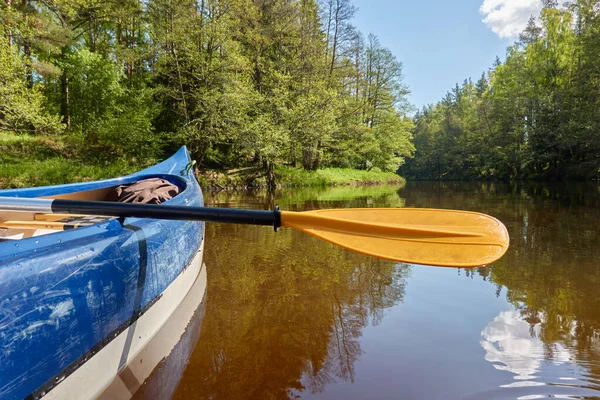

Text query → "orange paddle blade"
[280,208,509,267]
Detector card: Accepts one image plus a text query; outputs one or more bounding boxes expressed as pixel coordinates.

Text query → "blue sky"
[350,0,543,109]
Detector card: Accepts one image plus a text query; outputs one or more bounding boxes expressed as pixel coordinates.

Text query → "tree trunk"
[290,142,297,167]
[7,0,12,47]
[61,72,71,130]
[267,161,275,189]
[263,160,276,189]
[199,0,205,53]
[324,0,333,60]
[23,42,33,88]
[302,147,313,170]
[313,140,322,170]
[302,143,319,170]
[21,0,33,88]
[329,4,339,78]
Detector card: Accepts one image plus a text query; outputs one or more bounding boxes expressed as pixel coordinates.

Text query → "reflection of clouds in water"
[481,311,570,382]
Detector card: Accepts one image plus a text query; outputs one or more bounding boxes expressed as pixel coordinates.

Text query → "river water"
[171,181,600,400]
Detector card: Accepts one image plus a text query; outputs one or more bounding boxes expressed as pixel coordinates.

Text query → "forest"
[2,0,600,185]
[403,0,600,181]
[0,0,414,187]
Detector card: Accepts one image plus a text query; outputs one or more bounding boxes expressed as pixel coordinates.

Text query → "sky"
[350,0,544,110]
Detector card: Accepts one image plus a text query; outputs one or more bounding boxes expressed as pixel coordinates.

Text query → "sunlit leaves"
[405,0,600,180]
[0,38,63,134]
[1,0,414,175]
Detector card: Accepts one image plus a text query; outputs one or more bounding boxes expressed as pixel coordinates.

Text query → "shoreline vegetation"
[401,4,600,181]
[1,0,414,189]
[0,133,404,190]
[1,1,599,185]
[198,166,404,191]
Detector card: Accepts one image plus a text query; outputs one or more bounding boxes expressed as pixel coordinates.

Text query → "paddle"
[0,196,509,267]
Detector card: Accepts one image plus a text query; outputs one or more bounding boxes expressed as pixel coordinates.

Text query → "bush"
[0,40,64,134]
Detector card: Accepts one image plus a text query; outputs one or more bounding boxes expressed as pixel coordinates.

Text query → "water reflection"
[171,181,600,399]
[173,188,410,400]
[481,310,571,381]
[479,309,600,399]
[434,181,600,397]
[207,184,407,210]
[402,182,600,344]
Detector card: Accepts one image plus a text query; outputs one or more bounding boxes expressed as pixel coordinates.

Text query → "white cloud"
[480,0,543,39]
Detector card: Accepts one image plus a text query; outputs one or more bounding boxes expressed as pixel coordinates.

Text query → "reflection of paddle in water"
[480,310,570,385]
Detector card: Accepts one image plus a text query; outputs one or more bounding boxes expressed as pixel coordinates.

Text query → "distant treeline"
[0,0,414,183]
[403,0,600,181]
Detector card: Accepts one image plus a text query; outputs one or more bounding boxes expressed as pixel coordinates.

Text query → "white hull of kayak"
[45,240,206,400]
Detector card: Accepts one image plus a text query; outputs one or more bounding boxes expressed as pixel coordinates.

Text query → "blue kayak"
[0,147,206,400]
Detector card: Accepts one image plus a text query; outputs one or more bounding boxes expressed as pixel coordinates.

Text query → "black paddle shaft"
[51,199,282,230]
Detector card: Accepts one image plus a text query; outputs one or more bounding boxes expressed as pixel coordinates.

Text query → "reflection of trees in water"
[173,222,409,400]
[322,258,406,391]
[205,185,406,210]
[409,181,600,386]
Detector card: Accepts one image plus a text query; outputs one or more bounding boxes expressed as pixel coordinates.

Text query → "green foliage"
[404,1,600,181]
[1,0,413,184]
[61,49,124,130]
[0,158,139,188]
[275,165,404,187]
[4,0,599,185]
[0,38,63,134]
[91,86,162,160]
[197,164,404,189]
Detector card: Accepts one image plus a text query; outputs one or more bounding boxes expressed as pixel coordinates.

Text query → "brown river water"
[162,181,600,400]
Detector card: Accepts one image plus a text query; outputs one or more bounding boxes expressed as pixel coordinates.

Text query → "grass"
[0,159,140,188]
[0,132,141,189]
[276,166,404,187]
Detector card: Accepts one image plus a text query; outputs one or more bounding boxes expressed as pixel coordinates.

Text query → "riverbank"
[0,132,405,190]
[0,132,142,188]
[198,165,404,190]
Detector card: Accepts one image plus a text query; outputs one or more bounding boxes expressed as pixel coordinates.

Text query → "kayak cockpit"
[0,177,184,241]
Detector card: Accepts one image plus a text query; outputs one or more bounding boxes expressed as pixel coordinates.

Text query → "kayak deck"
[0,186,116,240]
[0,214,114,240]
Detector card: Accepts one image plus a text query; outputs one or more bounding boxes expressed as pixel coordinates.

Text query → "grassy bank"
[276,165,404,187]
[198,165,405,190]
[0,132,141,189]
[1,132,405,190]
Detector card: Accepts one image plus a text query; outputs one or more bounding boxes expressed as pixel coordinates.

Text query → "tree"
[406,0,600,181]
[320,0,356,79]
[0,32,63,134]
